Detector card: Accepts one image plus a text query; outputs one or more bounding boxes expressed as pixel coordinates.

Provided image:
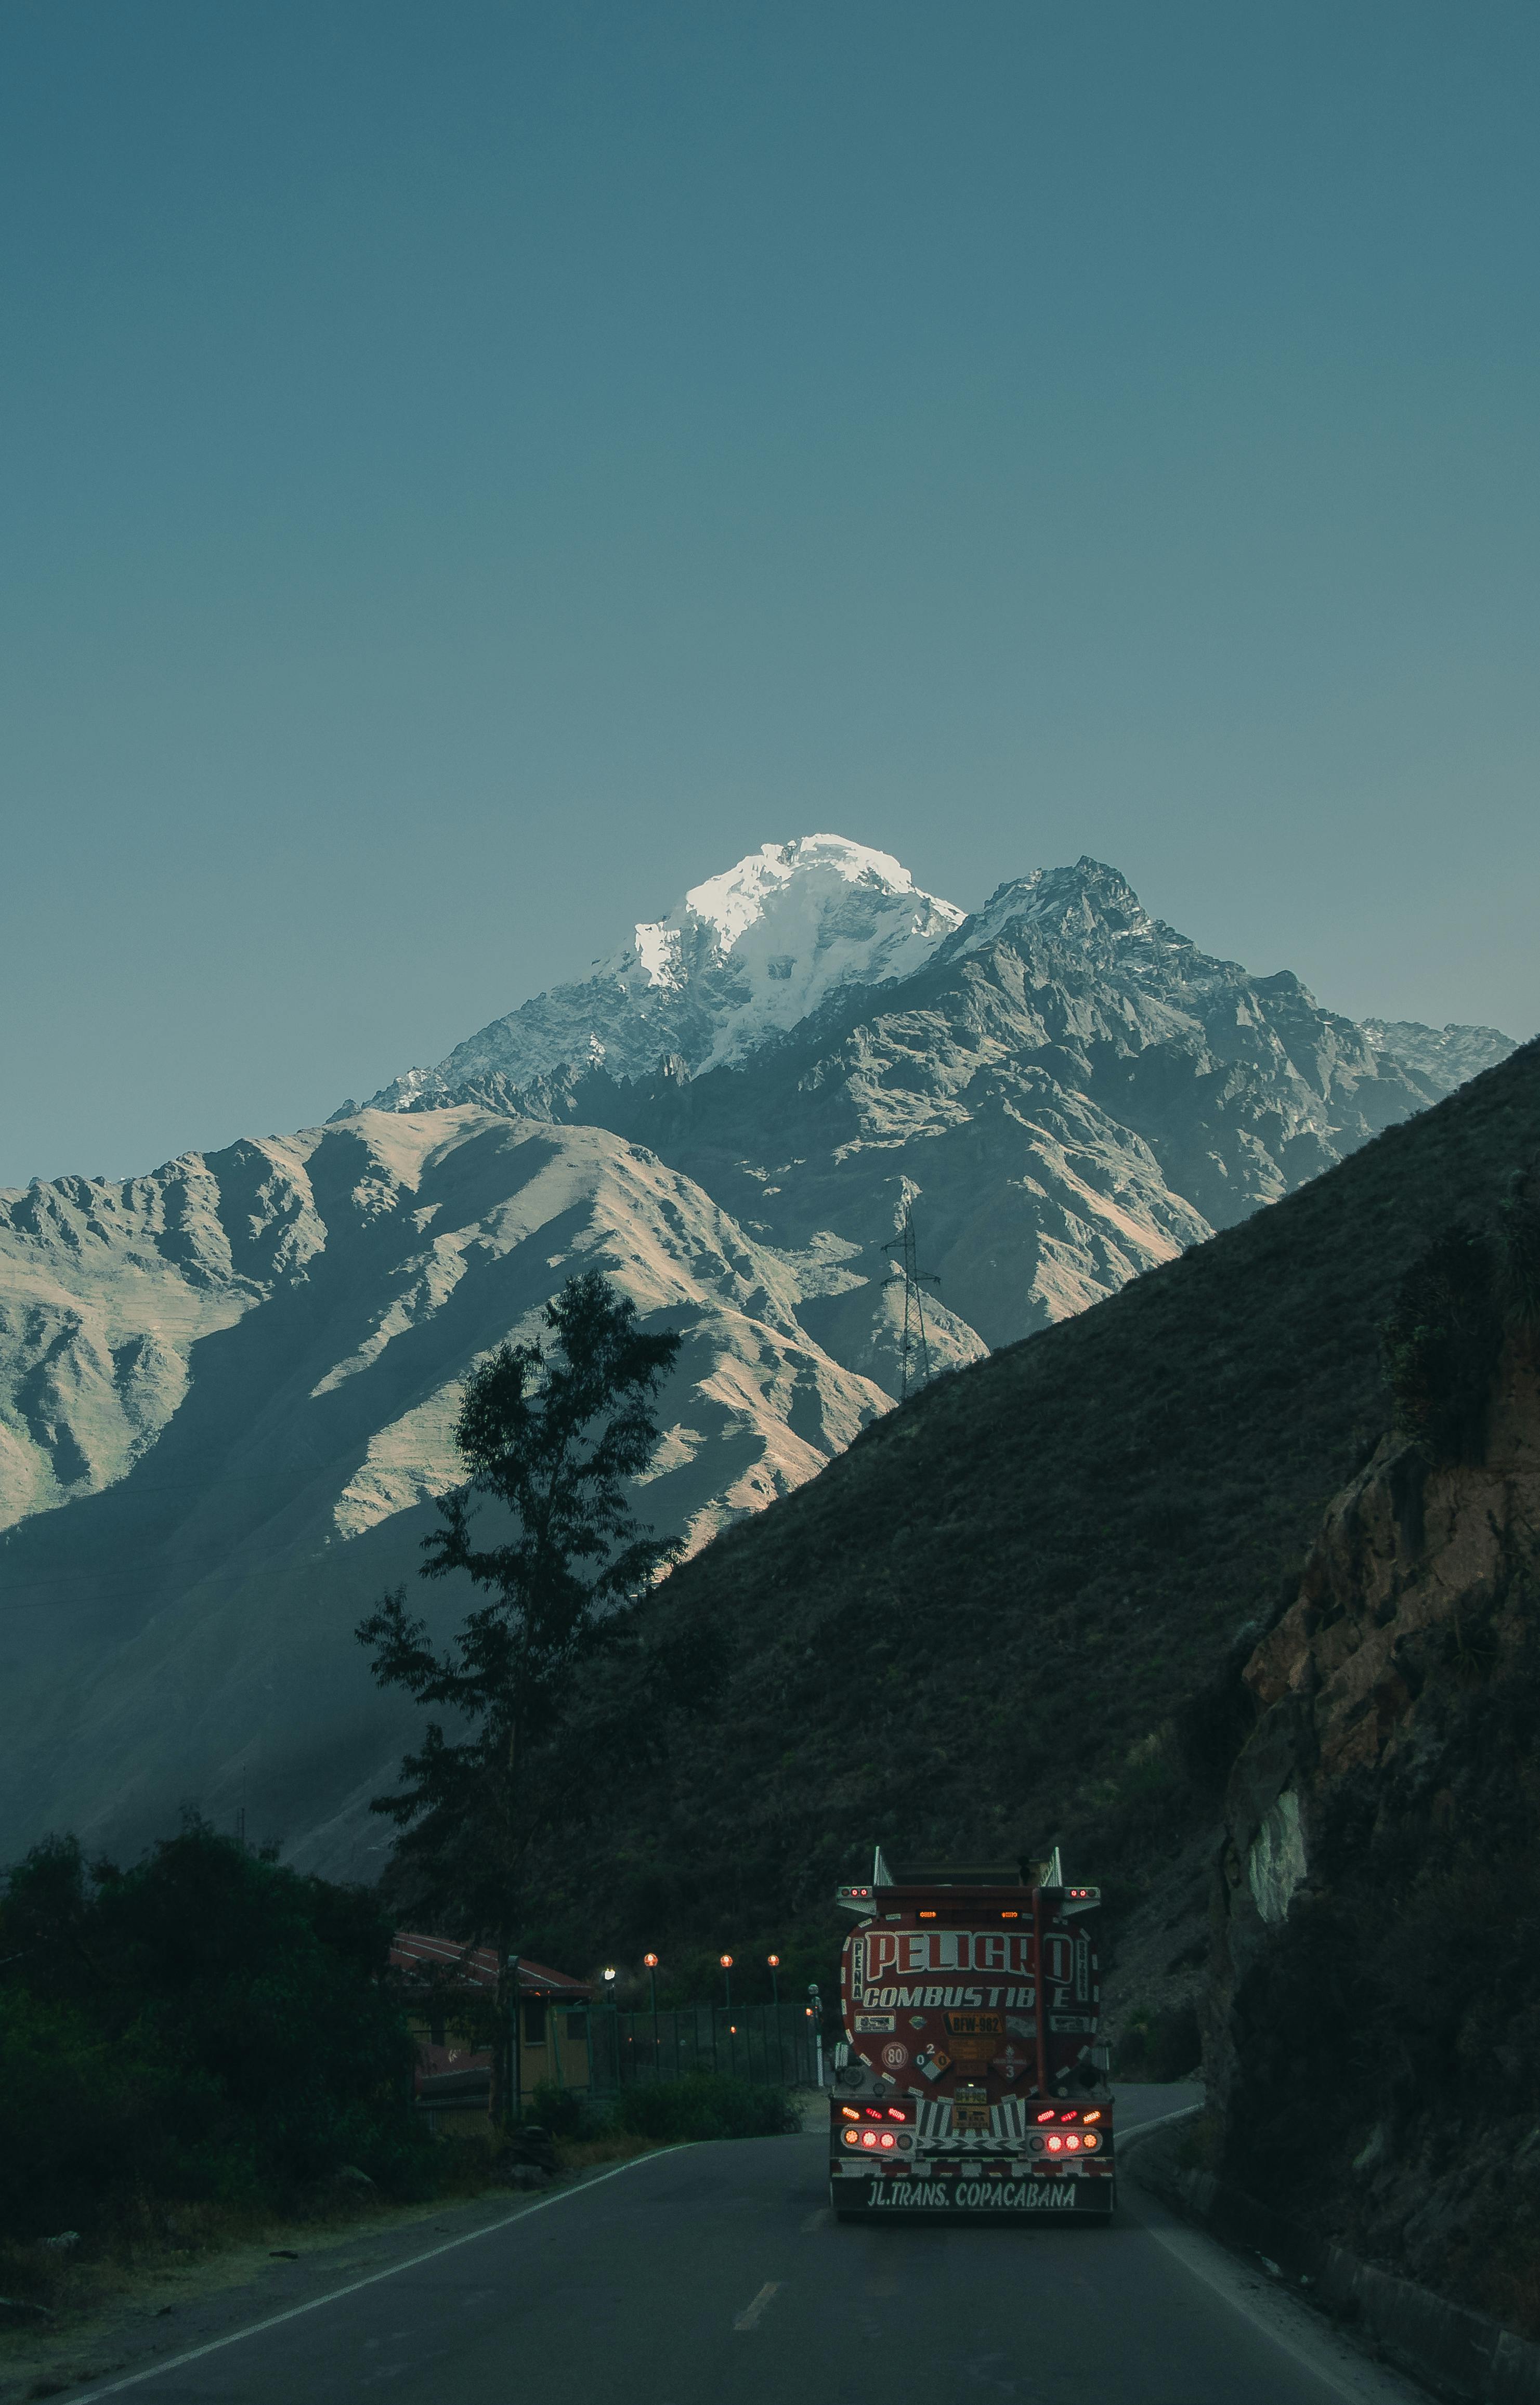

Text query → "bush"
[1116,2001,1201,2083]
[523,2081,586,2139]
[610,2074,794,2143]
[0,1821,430,2237]
[1382,1223,1503,1462]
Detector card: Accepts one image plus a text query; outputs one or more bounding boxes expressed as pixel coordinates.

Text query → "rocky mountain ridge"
[0,835,1521,1873]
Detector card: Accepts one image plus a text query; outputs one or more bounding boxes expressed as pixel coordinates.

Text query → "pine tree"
[357,1272,681,2124]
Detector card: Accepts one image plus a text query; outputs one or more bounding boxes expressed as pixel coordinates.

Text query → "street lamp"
[643,1952,660,2048]
[767,1953,780,2006]
[602,1966,618,2009]
[720,1953,734,2010]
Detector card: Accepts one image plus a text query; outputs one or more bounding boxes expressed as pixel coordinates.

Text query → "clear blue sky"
[3,0,1536,1188]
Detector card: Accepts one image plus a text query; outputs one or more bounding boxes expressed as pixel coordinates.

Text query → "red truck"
[828,1848,1114,2220]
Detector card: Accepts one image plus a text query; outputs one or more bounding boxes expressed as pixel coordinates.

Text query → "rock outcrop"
[1212,1319,1540,2338]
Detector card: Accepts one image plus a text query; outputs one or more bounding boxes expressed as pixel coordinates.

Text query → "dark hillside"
[537,1038,1540,1973]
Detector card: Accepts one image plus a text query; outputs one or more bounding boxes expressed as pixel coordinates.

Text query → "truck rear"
[828,1850,1114,2220]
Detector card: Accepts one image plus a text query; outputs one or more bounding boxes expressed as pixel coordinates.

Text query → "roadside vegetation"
[0,1820,471,2324]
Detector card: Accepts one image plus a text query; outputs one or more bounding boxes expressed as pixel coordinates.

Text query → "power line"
[882,1202,939,1403]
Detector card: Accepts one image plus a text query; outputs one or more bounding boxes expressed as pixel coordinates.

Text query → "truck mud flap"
[834,2175,1115,2218]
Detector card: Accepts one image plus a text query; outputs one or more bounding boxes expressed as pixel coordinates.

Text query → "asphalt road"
[74,2088,1427,2405]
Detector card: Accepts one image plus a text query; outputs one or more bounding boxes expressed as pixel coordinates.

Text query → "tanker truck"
[828,1848,1114,2219]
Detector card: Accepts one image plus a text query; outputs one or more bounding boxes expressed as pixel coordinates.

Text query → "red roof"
[390,1930,591,1999]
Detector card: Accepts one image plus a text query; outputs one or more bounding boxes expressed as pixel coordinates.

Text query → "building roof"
[390,1930,591,1999]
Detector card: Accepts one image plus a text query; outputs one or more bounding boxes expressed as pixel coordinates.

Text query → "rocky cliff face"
[1212,1322,1540,2337]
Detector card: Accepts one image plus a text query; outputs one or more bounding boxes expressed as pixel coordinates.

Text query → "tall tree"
[357,1272,682,2124]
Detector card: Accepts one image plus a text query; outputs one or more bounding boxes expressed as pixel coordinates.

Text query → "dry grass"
[553,2129,661,2172]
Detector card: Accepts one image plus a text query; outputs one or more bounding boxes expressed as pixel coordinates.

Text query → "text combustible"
[858,1986,1035,2009]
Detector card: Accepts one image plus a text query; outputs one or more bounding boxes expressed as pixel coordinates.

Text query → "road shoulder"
[0,2152,664,2405]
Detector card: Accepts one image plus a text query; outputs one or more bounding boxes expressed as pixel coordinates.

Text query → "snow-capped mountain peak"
[364,834,963,1111]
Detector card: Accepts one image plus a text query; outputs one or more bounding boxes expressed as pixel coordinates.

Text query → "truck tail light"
[861,2130,880,2149]
[842,2128,862,2147]
[1046,2135,1063,2153]
[1064,2135,1081,2151]
[1082,2133,1099,2151]
[879,2132,896,2150]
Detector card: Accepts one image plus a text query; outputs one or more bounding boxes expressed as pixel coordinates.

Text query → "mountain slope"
[528,1038,1540,1970]
[0,835,1520,1877]
[0,1107,931,1867]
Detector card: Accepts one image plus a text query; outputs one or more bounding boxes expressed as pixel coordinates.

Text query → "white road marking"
[1140,2213,1425,2403]
[1115,2101,1206,2149]
[64,2149,688,2403]
[732,2281,784,2331]
[1118,2108,1422,2404]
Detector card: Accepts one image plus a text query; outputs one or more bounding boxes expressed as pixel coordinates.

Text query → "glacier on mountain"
[361,834,962,1114]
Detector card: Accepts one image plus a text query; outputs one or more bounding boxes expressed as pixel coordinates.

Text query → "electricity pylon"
[883,1202,939,1401]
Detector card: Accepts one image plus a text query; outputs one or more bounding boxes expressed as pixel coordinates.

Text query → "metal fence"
[586,2002,821,2093]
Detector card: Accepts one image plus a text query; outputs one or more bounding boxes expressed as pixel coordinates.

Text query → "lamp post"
[604,1972,621,2087]
[766,1953,780,2006]
[720,1953,734,2011]
[643,1952,660,2067]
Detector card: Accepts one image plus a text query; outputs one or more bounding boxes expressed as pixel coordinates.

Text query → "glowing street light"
[767,1953,781,2005]
[720,1953,734,2010]
[643,1953,660,2020]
